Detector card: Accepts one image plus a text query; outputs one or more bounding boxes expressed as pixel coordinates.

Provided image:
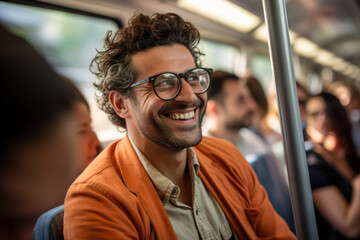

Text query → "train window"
[250,53,273,92]
[0,1,123,145]
[198,39,241,73]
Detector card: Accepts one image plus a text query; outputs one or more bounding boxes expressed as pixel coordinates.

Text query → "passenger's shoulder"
[71,139,125,191]
[197,136,239,153]
[196,136,260,185]
[195,136,247,168]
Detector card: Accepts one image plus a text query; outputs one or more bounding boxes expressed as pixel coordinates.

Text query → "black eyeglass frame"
[129,67,213,100]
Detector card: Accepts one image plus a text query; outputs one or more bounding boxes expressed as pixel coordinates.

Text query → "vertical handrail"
[261,0,319,239]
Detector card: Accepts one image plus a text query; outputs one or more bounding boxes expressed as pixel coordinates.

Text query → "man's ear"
[206,100,218,115]
[109,90,131,119]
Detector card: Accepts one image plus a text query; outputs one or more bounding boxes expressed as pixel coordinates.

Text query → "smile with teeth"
[168,110,195,120]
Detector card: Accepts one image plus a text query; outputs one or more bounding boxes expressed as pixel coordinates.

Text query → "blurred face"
[219,80,256,130]
[73,102,101,172]
[125,44,207,150]
[306,96,330,142]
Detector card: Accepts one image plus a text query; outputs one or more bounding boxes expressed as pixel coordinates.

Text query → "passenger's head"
[207,70,256,130]
[305,94,331,142]
[93,12,209,150]
[306,92,360,172]
[243,76,268,121]
[0,25,78,239]
[62,77,101,173]
[92,12,203,129]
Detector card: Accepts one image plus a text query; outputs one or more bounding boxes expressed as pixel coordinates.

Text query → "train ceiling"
[41,0,360,80]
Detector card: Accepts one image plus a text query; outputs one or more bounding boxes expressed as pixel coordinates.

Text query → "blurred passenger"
[328,81,360,156]
[296,81,309,130]
[260,81,283,147]
[0,25,79,240]
[305,92,360,240]
[62,77,102,173]
[246,79,287,177]
[243,76,269,141]
[205,71,269,156]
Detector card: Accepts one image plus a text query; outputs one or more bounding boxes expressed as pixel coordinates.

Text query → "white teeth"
[168,110,195,120]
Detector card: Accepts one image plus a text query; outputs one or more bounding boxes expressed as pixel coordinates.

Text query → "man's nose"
[173,78,198,103]
[89,130,101,151]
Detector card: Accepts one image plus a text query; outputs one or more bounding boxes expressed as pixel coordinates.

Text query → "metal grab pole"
[261,1,319,239]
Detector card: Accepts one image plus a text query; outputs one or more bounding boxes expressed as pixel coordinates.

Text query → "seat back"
[33,205,64,240]
[247,153,296,234]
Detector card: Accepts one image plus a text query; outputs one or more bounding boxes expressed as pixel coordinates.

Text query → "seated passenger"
[242,76,269,141]
[62,77,102,174]
[243,75,290,181]
[305,92,360,239]
[0,25,79,240]
[63,12,295,239]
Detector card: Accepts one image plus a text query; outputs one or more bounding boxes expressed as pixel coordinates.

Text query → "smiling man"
[63,13,295,240]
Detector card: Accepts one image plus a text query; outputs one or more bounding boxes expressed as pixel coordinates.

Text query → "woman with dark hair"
[305,92,360,240]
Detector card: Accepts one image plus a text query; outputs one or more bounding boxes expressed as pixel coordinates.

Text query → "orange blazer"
[64,135,296,239]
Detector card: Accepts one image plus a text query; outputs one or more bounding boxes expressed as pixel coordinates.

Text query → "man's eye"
[156,79,172,86]
[237,97,245,104]
[77,129,87,135]
[187,74,199,82]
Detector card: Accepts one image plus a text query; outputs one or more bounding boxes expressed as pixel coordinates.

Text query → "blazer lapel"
[113,135,177,239]
[195,148,258,240]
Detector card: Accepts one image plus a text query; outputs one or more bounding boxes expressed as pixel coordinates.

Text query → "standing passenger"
[63,12,296,240]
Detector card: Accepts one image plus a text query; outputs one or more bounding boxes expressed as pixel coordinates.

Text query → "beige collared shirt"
[129,137,238,240]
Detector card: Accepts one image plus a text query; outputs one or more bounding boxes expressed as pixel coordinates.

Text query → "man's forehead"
[131,44,195,78]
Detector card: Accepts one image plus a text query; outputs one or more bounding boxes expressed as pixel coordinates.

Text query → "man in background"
[205,70,269,156]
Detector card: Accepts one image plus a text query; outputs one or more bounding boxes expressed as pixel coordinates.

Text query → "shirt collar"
[128,136,200,205]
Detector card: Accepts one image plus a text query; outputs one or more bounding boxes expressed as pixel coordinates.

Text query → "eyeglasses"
[129,67,213,100]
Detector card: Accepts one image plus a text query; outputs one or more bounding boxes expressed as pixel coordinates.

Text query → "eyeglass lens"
[154,68,210,100]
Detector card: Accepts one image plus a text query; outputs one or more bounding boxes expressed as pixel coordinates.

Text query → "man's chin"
[167,133,203,150]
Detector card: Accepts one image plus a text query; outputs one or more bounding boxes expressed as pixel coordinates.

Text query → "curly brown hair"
[91,12,204,129]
